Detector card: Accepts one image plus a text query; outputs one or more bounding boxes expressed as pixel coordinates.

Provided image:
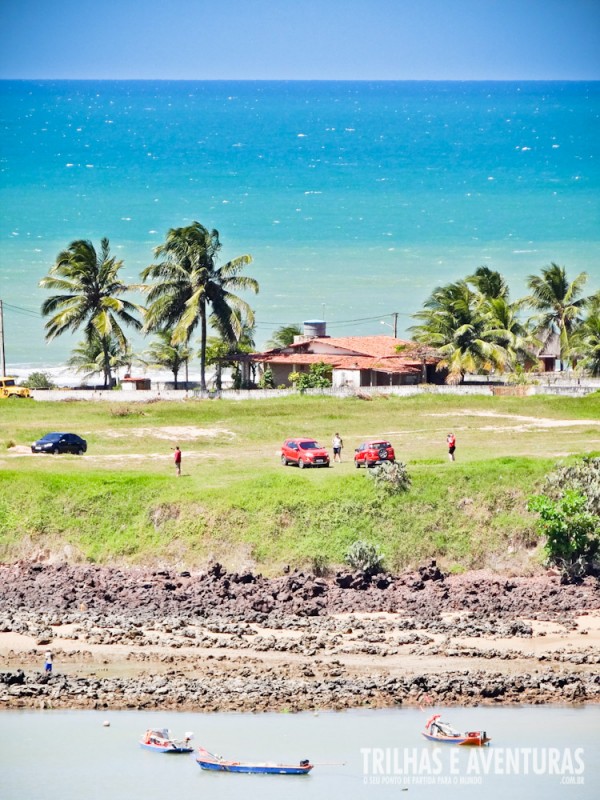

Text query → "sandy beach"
[1,562,599,712]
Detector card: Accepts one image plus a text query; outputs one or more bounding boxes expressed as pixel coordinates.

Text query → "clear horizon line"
[1,76,599,83]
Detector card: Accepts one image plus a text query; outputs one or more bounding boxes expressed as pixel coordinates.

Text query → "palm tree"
[468,266,509,300]
[40,238,143,387]
[410,280,509,383]
[67,333,134,386]
[266,324,302,349]
[143,330,192,389]
[526,263,590,369]
[571,295,600,376]
[573,315,600,376]
[141,222,258,390]
[484,296,539,372]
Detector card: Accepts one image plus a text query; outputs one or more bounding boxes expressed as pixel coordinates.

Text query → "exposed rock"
[1,562,598,712]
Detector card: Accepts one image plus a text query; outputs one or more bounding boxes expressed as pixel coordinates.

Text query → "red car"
[354,440,395,468]
[281,438,330,468]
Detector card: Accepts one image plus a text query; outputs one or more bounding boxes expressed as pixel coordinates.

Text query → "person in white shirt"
[332,433,343,463]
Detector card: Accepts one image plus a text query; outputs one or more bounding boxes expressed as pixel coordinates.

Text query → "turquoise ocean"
[0,80,599,367]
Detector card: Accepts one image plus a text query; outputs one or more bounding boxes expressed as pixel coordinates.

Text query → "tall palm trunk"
[200,304,208,391]
[102,340,112,388]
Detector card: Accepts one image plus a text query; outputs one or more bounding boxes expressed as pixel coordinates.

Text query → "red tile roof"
[253,335,437,374]
[268,335,413,358]
[254,352,422,374]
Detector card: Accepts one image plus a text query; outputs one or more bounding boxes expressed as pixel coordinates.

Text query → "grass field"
[1,393,599,573]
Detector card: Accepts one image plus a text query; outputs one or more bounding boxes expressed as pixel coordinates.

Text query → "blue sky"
[0,0,599,79]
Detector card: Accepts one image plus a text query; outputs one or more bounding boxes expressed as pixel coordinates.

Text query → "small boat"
[421,714,490,747]
[195,747,313,774]
[140,728,194,753]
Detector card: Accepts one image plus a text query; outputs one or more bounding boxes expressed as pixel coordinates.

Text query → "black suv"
[31,432,87,455]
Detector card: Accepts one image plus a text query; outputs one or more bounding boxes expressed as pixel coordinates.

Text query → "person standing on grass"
[332,432,343,463]
[447,432,456,462]
[173,445,182,476]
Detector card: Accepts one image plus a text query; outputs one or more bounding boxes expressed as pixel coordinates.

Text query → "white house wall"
[299,342,363,355]
[332,369,361,389]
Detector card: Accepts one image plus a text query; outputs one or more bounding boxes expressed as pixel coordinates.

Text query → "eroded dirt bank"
[1,562,599,711]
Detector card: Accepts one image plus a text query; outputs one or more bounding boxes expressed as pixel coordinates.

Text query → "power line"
[2,301,415,326]
[1,303,414,332]
[2,302,42,319]
[254,312,413,330]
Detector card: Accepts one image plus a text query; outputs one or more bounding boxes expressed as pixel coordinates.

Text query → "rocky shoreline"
[1,562,599,711]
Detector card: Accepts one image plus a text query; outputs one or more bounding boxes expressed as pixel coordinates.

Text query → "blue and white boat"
[196,747,313,774]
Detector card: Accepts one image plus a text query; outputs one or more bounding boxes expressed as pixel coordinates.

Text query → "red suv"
[354,440,395,468]
[281,438,330,469]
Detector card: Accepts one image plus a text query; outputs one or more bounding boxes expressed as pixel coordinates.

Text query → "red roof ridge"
[260,335,415,358]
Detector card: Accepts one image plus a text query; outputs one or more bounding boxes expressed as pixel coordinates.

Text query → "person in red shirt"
[173,445,182,476]
[446,433,456,462]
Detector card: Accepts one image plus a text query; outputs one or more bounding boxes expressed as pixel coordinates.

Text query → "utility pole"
[0,299,5,376]
[392,312,398,338]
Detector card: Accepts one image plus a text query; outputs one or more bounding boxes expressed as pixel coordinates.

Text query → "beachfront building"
[251,322,443,389]
[121,376,152,391]
[536,328,563,372]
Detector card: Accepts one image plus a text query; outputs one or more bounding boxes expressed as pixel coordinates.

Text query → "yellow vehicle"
[0,376,31,399]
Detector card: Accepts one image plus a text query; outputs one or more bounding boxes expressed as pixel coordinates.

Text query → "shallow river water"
[1,706,598,799]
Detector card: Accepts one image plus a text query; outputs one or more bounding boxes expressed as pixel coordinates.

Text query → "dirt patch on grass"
[4,427,234,457]
[103,426,235,441]
[428,410,600,432]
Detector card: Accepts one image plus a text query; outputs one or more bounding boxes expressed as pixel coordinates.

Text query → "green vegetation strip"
[1,394,598,573]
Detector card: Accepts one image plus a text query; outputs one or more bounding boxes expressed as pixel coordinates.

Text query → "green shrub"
[507,365,539,386]
[541,457,600,516]
[344,540,385,575]
[258,368,275,389]
[528,490,600,579]
[310,554,330,577]
[367,460,411,495]
[21,371,55,389]
[289,362,332,389]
